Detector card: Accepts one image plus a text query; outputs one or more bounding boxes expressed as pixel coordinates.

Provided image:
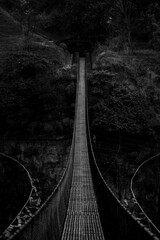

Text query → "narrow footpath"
[61,57,105,239]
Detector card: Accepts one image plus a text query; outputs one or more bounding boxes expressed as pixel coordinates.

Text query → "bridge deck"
[61,58,105,239]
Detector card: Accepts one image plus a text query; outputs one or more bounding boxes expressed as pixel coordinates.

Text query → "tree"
[146,2,160,49]
[62,0,109,39]
[110,0,136,50]
[3,0,42,49]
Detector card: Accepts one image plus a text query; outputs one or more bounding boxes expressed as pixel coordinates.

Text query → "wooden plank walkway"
[61,57,105,240]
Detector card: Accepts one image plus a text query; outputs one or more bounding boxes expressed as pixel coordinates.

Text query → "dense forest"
[1,0,160,43]
[0,0,160,235]
[0,0,159,135]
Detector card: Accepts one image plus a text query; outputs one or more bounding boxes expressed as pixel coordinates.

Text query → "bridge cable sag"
[1,51,160,240]
[130,153,160,235]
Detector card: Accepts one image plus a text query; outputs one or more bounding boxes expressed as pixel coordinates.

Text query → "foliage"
[0,52,76,137]
[1,0,160,49]
[88,53,160,136]
[60,0,109,38]
[0,0,41,12]
[35,12,53,29]
[147,3,160,50]
[0,53,52,131]
[109,0,136,49]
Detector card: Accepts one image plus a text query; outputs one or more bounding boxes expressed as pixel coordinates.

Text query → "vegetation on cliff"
[88,47,160,225]
[0,0,160,232]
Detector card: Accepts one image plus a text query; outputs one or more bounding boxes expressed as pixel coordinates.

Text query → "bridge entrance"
[58,38,94,56]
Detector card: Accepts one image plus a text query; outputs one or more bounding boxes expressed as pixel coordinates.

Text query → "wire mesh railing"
[0,136,75,240]
[130,153,160,235]
[0,153,33,238]
[0,53,80,240]
[1,51,160,240]
[85,52,160,240]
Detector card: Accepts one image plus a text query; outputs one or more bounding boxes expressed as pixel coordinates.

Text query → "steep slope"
[0,7,22,54]
[0,7,21,36]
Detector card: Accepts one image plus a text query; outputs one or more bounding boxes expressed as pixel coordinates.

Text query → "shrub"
[88,63,159,136]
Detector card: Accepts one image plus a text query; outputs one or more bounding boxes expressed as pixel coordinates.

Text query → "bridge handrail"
[130,153,160,235]
[0,153,33,238]
[85,54,160,240]
[0,141,74,240]
[1,54,159,240]
[0,54,80,240]
[5,117,75,240]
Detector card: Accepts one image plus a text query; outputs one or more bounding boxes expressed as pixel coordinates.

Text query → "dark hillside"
[0,7,21,35]
[89,46,160,226]
[0,0,160,235]
[0,4,75,233]
[0,7,22,53]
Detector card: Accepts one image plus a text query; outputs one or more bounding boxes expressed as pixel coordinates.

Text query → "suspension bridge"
[0,40,160,240]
